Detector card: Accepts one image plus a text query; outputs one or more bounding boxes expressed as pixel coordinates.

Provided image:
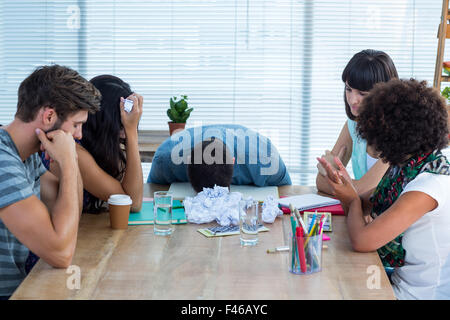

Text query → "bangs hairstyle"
[81,75,133,213]
[342,49,398,120]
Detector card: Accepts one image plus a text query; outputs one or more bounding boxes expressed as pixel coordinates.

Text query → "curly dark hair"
[356,78,449,166]
[16,64,101,122]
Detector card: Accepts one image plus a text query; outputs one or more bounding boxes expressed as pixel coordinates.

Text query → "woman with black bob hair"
[77,75,143,213]
[318,79,450,299]
[316,49,398,195]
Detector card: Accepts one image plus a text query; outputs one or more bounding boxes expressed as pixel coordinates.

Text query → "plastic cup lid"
[107,194,132,206]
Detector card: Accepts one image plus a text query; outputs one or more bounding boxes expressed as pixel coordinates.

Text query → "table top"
[11,184,395,300]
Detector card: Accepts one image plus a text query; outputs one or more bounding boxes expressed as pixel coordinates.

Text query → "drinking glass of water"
[239,200,259,246]
[154,191,173,236]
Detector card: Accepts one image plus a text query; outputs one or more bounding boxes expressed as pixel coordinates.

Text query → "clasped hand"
[316,155,359,208]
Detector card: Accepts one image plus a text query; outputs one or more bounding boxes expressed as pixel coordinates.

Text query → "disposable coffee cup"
[108,194,132,229]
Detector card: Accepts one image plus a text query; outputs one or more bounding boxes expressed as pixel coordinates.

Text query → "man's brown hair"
[15,64,101,122]
[187,138,234,192]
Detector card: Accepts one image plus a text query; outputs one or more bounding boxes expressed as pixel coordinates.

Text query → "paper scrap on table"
[197,224,270,238]
[183,185,283,226]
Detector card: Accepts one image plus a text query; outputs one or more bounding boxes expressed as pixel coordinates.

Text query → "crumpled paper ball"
[184,185,282,226]
[261,195,283,223]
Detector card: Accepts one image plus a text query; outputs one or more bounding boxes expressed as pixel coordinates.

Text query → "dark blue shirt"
[147,124,291,186]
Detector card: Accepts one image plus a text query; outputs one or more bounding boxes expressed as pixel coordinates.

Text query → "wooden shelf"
[434,0,450,88]
[138,130,169,162]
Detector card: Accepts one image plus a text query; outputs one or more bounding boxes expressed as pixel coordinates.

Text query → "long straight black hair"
[342,49,398,120]
[81,75,133,212]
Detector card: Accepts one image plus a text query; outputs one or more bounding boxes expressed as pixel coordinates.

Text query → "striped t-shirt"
[0,129,47,296]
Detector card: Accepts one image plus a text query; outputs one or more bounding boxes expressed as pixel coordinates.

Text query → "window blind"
[0,0,447,185]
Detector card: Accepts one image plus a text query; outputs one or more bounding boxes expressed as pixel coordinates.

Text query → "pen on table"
[308,212,317,234]
[294,208,308,234]
[292,212,301,230]
[289,204,297,222]
[318,215,325,234]
[289,204,307,235]
[289,214,298,268]
[304,219,319,248]
[296,227,307,273]
[266,246,289,253]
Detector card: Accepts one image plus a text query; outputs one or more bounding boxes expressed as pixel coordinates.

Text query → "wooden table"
[11,184,395,300]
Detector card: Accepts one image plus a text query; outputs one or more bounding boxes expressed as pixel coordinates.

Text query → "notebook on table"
[299,203,344,216]
[128,199,187,225]
[278,194,341,213]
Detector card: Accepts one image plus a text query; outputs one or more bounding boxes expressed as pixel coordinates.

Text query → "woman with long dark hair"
[77,75,143,213]
[316,49,398,195]
[41,74,143,212]
[32,75,143,272]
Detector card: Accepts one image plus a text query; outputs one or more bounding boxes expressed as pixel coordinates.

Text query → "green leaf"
[442,87,450,99]
[167,109,174,121]
[175,100,188,113]
[168,108,181,122]
[182,108,193,122]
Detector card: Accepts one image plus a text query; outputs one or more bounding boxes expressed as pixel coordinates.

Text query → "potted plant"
[441,87,450,140]
[442,86,450,102]
[167,95,193,135]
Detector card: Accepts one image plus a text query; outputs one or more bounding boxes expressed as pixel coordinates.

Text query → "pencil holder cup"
[288,232,322,275]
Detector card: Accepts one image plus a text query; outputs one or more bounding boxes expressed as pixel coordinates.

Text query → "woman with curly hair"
[316,49,398,195]
[318,78,450,300]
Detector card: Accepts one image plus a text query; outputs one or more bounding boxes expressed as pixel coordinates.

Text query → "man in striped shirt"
[0,65,100,298]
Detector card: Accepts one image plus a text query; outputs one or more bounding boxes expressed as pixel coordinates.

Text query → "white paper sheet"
[168,182,279,202]
[278,194,340,211]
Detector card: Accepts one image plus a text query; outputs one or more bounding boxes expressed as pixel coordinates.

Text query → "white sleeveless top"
[391,173,450,299]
